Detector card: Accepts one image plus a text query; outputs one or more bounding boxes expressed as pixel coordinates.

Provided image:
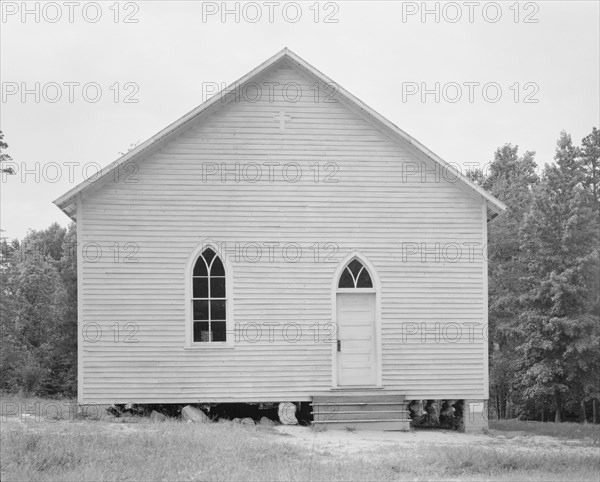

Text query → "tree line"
[1,128,598,422]
[1,222,78,397]
[468,127,600,423]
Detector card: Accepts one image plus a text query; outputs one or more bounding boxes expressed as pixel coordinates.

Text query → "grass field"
[1,397,599,481]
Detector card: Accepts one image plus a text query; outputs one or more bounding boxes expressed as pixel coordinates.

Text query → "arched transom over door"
[336,258,377,387]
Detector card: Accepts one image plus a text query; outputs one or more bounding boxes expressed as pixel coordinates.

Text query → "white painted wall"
[77,61,487,404]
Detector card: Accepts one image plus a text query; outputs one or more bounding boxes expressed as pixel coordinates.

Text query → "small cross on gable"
[274,110,292,134]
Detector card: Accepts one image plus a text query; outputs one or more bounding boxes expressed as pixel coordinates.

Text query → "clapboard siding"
[77,62,487,403]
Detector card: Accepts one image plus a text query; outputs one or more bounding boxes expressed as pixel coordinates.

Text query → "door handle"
[337,340,341,352]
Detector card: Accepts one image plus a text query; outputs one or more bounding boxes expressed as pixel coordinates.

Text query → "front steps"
[311,390,411,431]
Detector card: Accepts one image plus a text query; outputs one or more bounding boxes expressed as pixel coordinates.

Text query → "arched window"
[338,259,373,288]
[192,248,226,342]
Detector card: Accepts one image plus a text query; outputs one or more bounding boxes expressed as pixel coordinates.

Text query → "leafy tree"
[20,223,68,264]
[0,223,77,396]
[470,144,538,418]
[0,130,15,175]
[473,131,599,423]
[518,128,600,422]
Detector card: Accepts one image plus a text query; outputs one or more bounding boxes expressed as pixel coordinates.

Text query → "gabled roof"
[54,48,506,221]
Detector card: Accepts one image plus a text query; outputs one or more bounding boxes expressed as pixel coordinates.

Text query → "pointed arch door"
[336,258,377,386]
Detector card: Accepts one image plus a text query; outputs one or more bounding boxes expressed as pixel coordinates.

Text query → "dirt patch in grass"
[490,419,600,444]
[2,416,599,481]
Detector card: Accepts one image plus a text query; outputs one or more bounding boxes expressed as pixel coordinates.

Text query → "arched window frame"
[185,242,234,348]
[335,256,376,294]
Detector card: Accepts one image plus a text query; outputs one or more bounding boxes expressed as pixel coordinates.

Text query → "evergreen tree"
[518,128,600,422]
[470,144,538,418]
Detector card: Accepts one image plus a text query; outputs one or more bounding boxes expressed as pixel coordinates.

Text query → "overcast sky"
[1,0,598,240]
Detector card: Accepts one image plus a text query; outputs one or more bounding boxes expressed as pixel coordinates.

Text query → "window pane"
[211,321,227,342]
[193,300,209,320]
[348,259,363,277]
[211,256,225,276]
[210,277,226,298]
[356,268,373,288]
[338,267,355,288]
[211,300,226,320]
[194,321,210,342]
[193,258,208,276]
[192,248,228,343]
[193,277,208,298]
[202,248,216,266]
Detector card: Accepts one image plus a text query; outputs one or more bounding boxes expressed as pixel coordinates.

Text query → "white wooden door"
[336,293,376,386]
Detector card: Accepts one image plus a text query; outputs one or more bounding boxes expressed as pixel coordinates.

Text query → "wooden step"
[313,410,409,422]
[313,420,411,431]
[316,388,404,394]
[312,403,407,413]
[313,395,405,404]
[311,391,410,431]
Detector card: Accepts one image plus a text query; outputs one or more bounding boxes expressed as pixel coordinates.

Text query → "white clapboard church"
[55,48,505,431]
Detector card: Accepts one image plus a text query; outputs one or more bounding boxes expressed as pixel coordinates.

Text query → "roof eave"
[284,49,508,217]
[53,47,291,214]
